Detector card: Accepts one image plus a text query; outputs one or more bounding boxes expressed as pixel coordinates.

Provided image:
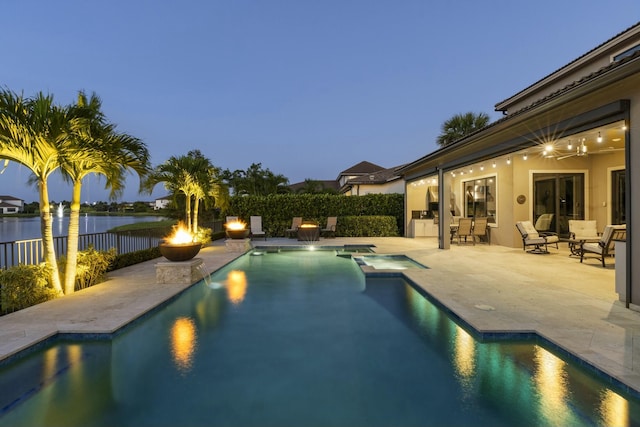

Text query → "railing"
[0,231,165,270]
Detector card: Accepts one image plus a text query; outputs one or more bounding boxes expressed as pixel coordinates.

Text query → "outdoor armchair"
[516,221,559,254]
[580,224,626,267]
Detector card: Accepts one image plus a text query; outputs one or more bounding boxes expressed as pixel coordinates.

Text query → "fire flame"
[167,223,195,244]
[299,223,318,228]
[226,220,247,231]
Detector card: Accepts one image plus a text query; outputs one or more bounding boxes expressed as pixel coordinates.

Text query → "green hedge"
[0,264,59,314]
[227,193,403,237]
[109,247,162,271]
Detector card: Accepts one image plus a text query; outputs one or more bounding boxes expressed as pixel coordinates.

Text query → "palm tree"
[59,91,150,294]
[436,112,491,147]
[0,89,71,294]
[221,162,289,195]
[142,150,228,234]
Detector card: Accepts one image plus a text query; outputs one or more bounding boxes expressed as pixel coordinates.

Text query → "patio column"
[439,168,451,249]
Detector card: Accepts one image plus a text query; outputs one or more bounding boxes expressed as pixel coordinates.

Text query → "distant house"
[338,162,405,195]
[0,196,23,214]
[289,161,405,196]
[154,196,172,210]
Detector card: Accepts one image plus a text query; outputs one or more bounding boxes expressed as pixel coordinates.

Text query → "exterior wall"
[629,93,640,305]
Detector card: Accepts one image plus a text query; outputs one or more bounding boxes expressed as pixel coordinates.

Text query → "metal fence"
[0,231,164,270]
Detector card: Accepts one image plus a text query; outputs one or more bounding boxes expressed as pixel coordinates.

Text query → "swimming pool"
[1,250,639,426]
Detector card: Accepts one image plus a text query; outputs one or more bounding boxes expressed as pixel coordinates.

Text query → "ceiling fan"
[557,139,588,160]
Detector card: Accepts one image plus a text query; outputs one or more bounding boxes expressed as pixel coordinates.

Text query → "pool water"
[353,254,428,270]
[1,250,640,427]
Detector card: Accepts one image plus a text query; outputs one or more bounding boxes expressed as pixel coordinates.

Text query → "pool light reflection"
[170,317,197,375]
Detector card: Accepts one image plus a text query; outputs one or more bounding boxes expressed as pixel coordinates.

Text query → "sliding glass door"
[533,173,585,237]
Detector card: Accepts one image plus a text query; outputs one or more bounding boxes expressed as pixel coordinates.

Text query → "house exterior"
[399,22,639,308]
[154,196,171,210]
[289,160,404,195]
[339,163,405,196]
[0,196,23,214]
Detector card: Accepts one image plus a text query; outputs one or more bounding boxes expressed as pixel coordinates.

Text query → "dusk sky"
[2,1,639,203]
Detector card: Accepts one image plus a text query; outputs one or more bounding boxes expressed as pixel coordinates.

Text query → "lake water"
[0,216,168,243]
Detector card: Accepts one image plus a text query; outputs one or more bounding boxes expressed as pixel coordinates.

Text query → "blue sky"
[2,1,639,203]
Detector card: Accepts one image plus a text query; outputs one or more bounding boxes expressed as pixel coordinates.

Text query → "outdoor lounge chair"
[321,216,337,238]
[472,217,489,244]
[580,224,626,267]
[515,221,559,254]
[285,217,302,238]
[250,216,266,240]
[456,218,474,245]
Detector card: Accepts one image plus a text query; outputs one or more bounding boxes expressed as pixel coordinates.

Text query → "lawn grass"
[108,219,178,233]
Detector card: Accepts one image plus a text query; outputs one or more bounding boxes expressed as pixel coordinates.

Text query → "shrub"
[337,216,400,237]
[74,247,117,291]
[59,246,117,291]
[108,247,162,271]
[194,227,212,245]
[0,264,59,314]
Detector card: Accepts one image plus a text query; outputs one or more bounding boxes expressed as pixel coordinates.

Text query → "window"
[463,176,496,222]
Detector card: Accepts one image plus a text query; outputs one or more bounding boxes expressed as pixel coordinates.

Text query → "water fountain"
[57,203,64,218]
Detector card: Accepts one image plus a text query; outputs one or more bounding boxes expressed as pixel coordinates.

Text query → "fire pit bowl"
[297,222,320,241]
[159,241,202,262]
[226,229,250,239]
[225,219,250,239]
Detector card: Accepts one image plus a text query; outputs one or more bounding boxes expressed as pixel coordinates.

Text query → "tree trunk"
[185,193,192,233]
[193,197,199,234]
[39,181,63,295]
[64,182,82,295]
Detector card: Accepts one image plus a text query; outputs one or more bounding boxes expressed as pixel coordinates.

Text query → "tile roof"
[495,21,640,109]
[339,161,385,175]
[344,164,405,185]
